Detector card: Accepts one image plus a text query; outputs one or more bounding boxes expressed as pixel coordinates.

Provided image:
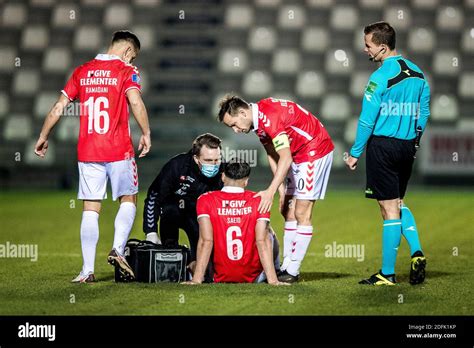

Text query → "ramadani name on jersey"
[217,206,253,216]
[85,87,109,93]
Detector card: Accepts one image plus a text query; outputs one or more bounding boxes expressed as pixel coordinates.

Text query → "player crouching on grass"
[142,133,224,262]
[34,31,151,283]
[183,160,288,286]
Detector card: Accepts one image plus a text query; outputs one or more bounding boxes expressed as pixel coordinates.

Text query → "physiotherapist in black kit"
[143,133,223,263]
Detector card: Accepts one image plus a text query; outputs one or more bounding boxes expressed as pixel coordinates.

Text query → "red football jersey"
[253,98,334,163]
[196,187,270,283]
[62,54,141,162]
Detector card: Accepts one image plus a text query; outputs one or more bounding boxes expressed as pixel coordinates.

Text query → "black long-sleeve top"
[143,150,223,233]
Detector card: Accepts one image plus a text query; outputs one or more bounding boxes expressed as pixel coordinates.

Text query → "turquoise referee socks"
[381,219,402,275]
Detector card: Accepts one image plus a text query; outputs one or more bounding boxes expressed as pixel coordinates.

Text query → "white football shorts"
[285,151,333,200]
[77,158,138,201]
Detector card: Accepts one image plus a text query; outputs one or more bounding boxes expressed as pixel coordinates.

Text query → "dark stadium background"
[0,0,472,191]
[0,3,473,339]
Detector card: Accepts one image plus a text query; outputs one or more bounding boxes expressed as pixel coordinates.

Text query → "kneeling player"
[185,160,287,285]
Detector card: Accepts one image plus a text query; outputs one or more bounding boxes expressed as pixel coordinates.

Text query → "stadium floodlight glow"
[445,7,456,18]
[334,49,347,62]
[439,95,450,107]
[417,28,429,39]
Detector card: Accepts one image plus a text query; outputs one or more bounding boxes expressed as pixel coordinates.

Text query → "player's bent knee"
[280,195,295,219]
[294,200,314,225]
[161,203,181,219]
[281,210,296,221]
[83,200,102,213]
[378,199,400,220]
[119,194,137,205]
[294,210,312,225]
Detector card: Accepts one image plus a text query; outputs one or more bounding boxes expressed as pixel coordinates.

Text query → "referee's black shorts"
[365,136,416,200]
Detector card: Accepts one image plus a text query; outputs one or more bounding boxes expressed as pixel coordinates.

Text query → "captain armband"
[272,133,290,151]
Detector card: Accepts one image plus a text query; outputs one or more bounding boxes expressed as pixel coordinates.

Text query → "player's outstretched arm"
[127,89,151,158]
[263,141,280,176]
[182,217,213,285]
[256,221,289,286]
[254,146,292,214]
[34,94,70,158]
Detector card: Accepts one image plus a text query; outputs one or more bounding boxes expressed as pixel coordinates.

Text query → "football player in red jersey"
[218,96,334,283]
[34,31,151,283]
[184,160,287,285]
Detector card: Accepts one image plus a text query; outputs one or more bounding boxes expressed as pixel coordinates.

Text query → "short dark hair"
[111,30,141,51]
[217,94,249,122]
[364,21,396,50]
[192,133,222,157]
[224,159,251,180]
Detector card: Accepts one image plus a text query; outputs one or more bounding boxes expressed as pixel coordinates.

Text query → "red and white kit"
[62,54,141,200]
[253,98,334,200]
[196,187,271,283]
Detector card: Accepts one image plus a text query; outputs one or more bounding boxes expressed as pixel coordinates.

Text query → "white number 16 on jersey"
[226,226,243,261]
[85,96,110,134]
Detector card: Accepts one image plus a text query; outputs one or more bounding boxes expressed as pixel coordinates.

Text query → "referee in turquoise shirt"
[346,22,429,286]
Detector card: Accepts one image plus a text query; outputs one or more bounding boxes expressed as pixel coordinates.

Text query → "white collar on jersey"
[95,54,123,62]
[221,186,245,193]
[250,103,259,132]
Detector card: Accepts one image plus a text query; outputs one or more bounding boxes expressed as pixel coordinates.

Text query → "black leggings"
[159,204,199,261]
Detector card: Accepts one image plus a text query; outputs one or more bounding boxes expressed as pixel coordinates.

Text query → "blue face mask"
[200,163,220,178]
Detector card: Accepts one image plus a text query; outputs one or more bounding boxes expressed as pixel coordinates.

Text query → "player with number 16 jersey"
[62,53,140,162]
[34,31,151,283]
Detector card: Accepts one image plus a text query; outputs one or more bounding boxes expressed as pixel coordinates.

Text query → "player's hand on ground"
[34,136,48,158]
[268,280,291,286]
[254,189,274,214]
[345,155,358,171]
[138,133,151,158]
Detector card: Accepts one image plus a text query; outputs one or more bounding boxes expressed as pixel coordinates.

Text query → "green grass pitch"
[0,189,472,315]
